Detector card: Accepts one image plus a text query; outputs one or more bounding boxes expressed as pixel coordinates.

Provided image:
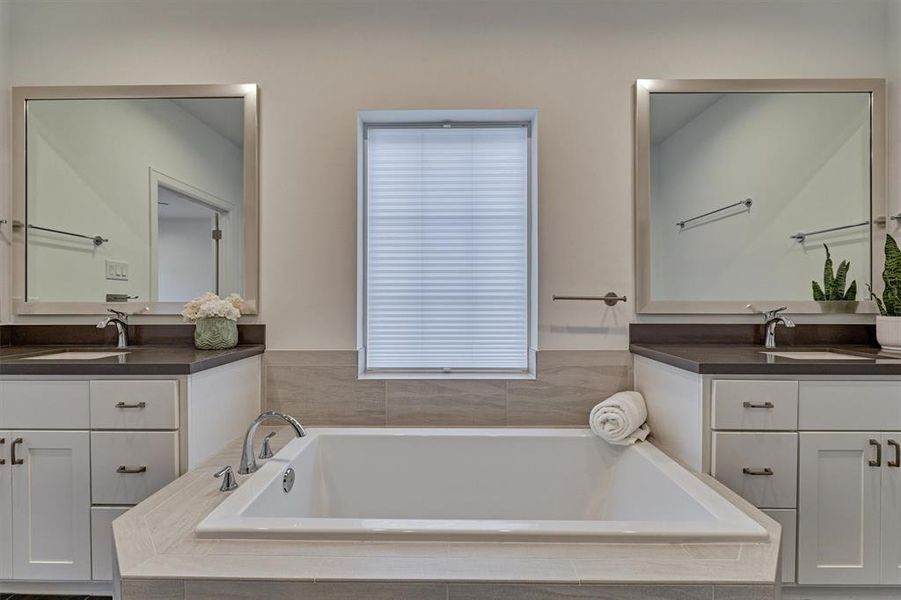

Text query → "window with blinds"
[363,122,532,374]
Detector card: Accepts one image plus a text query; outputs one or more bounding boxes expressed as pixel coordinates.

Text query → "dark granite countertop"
[0,344,265,375]
[630,343,901,375]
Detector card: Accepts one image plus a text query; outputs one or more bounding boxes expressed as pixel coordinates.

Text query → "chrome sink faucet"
[749,305,796,349]
[238,411,306,474]
[96,308,129,349]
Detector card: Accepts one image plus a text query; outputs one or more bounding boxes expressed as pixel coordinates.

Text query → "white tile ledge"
[113,432,780,587]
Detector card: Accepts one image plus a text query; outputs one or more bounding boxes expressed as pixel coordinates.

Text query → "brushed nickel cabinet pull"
[742,401,775,409]
[0,437,5,465]
[11,438,23,465]
[869,439,882,467]
[888,440,900,468]
[742,467,773,476]
[115,401,146,409]
[117,465,147,474]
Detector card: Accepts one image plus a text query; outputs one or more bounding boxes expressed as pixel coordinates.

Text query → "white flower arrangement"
[181,292,244,322]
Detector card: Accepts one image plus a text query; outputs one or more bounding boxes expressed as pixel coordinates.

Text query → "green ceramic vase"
[194,317,239,350]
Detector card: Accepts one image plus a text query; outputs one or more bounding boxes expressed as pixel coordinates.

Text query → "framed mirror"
[11,84,258,315]
[634,79,886,314]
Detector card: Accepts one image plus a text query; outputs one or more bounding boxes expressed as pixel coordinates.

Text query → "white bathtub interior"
[197,428,767,542]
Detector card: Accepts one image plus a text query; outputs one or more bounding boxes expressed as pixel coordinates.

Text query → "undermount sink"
[24,351,129,360]
[762,351,871,361]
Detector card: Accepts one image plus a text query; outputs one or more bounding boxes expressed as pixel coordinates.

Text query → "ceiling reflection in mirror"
[648,92,872,303]
[25,97,245,304]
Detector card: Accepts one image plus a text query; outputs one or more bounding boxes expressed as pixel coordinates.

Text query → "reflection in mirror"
[25,97,244,304]
[648,92,872,303]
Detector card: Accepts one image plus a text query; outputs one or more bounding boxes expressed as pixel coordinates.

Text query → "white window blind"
[364,124,530,372]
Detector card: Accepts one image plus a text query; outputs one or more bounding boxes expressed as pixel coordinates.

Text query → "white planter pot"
[876,316,901,352]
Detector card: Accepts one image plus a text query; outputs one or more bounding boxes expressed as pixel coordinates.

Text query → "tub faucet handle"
[214,465,238,492]
[259,431,278,460]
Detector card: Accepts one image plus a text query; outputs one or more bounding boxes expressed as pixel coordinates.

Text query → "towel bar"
[553,292,627,306]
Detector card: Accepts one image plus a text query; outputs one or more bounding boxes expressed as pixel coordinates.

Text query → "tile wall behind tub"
[264,351,633,426]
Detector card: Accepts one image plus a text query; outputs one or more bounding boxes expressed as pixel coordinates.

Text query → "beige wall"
[3,0,891,349]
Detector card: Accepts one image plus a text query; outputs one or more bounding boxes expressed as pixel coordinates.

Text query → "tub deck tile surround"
[114,435,780,600]
[265,350,633,427]
[174,582,775,600]
[712,586,776,600]
[120,581,776,600]
[183,581,447,600]
[507,351,633,425]
[267,364,387,424]
[448,584,715,600]
[386,380,508,426]
[121,579,184,600]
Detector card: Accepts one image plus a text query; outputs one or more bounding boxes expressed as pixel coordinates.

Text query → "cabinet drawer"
[91,506,129,581]
[799,381,901,430]
[91,431,179,505]
[763,508,797,583]
[0,381,90,429]
[712,432,798,508]
[712,380,798,430]
[90,380,179,430]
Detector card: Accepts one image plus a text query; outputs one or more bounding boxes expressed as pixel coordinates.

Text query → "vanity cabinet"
[9,431,92,581]
[797,431,901,584]
[708,381,801,584]
[0,436,10,581]
[883,437,901,585]
[0,427,93,582]
[634,355,901,588]
[797,432,883,584]
[712,431,798,508]
[0,355,261,592]
[90,506,128,581]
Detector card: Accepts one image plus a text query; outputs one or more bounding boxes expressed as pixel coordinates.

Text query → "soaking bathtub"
[195,428,767,542]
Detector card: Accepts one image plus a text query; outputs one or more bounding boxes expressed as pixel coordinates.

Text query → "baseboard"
[0,579,113,596]
[783,585,901,600]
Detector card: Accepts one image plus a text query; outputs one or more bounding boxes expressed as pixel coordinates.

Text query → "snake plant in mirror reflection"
[812,244,857,301]
[870,234,901,316]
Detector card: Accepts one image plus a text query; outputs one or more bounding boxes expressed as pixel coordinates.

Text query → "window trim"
[356,109,538,380]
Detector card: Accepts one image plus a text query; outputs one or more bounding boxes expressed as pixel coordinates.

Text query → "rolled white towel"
[589,391,651,445]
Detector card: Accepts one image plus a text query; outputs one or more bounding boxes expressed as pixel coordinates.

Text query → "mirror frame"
[11,83,259,315]
[634,78,887,315]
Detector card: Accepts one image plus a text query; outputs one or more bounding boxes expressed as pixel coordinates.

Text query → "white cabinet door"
[882,432,901,584]
[0,433,11,580]
[762,508,797,583]
[91,506,129,581]
[798,432,882,584]
[11,431,91,581]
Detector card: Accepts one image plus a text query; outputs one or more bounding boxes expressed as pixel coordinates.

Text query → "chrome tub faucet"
[238,411,306,474]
